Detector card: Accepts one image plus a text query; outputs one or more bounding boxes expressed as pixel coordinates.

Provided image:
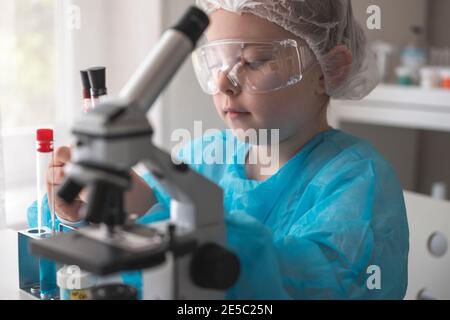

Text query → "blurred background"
[0,0,449,299]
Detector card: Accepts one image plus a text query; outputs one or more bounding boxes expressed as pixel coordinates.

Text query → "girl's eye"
[245,60,268,70]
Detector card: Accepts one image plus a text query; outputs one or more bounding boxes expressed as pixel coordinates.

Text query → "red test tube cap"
[36,128,54,142]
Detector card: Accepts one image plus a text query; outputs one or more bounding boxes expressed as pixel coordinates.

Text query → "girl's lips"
[223,107,250,119]
[225,109,251,119]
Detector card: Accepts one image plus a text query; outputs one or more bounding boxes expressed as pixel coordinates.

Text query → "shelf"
[329,84,450,132]
[365,84,450,108]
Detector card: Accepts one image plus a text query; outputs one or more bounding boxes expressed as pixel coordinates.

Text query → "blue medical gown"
[28,128,409,299]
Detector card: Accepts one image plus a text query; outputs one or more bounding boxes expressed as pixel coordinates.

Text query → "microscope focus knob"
[190,243,240,290]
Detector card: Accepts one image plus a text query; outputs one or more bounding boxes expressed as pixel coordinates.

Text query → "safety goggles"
[192,38,315,94]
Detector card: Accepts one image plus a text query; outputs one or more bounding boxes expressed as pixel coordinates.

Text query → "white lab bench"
[1,191,449,300]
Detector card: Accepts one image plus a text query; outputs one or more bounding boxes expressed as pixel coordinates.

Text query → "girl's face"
[206,10,329,143]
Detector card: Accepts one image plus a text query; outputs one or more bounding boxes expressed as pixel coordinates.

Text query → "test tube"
[87,67,108,108]
[36,128,55,233]
[36,128,58,299]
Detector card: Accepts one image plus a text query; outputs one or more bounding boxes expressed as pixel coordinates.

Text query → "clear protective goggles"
[192,38,315,95]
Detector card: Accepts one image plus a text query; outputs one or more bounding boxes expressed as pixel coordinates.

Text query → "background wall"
[428,0,450,47]
[158,0,224,150]
[57,0,163,133]
[351,0,428,45]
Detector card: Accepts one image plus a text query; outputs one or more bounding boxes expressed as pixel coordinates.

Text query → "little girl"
[31,0,409,299]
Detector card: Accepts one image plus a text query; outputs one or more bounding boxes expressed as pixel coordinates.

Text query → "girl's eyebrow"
[241,46,273,56]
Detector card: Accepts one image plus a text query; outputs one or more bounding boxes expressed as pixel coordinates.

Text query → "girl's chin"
[229,125,255,135]
[227,124,284,145]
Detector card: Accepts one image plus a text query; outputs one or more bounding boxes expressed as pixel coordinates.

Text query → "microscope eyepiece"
[87,67,107,97]
[173,6,209,46]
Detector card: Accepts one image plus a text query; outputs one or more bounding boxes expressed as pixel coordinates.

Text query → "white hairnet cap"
[196,0,380,100]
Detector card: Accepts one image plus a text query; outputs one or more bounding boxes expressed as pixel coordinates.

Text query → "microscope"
[29,6,240,300]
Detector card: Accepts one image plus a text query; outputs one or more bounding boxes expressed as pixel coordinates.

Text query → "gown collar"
[227,128,339,190]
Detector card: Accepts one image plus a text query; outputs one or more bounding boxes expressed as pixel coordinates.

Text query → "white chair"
[404,191,450,300]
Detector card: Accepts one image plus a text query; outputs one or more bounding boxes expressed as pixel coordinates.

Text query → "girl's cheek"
[212,96,224,113]
[247,72,284,93]
[245,94,282,113]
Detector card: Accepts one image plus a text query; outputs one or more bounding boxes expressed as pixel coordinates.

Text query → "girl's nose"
[216,70,242,96]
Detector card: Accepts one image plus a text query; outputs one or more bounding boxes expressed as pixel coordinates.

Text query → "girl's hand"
[46,146,87,222]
